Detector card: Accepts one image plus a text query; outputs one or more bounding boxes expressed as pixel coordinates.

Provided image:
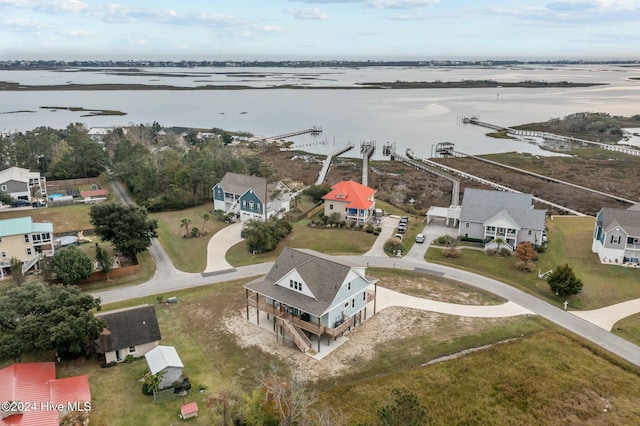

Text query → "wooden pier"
[361,140,376,187]
[451,150,638,206]
[397,150,460,207]
[397,150,585,216]
[315,143,354,185]
[257,126,322,142]
[463,117,640,157]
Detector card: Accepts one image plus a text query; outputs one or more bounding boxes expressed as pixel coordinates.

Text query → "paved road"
[96,185,640,367]
[342,255,640,368]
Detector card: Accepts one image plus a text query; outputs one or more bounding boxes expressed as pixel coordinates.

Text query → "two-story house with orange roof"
[321,180,376,224]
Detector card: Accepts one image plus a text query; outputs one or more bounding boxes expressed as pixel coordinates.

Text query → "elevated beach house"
[212,172,291,222]
[321,180,376,224]
[592,205,640,266]
[0,216,54,278]
[243,247,377,353]
[458,188,546,250]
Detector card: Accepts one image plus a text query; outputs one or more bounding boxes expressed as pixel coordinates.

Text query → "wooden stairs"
[279,316,312,353]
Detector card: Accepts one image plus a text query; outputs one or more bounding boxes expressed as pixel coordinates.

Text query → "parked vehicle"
[11,199,31,208]
[399,216,409,224]
[394,233,403,241]
[415,234,426,243]
[397,226,406,233]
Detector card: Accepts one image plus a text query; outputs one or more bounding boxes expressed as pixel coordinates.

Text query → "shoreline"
[0,80,605,91]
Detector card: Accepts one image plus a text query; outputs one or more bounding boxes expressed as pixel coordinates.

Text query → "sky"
[1,0,640,61]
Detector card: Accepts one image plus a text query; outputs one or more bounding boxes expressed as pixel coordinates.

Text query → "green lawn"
[613,313,640,346]
[426,216,640,310]
[226,216,378,266]
[0,203,93,233]
[150,205,228,272]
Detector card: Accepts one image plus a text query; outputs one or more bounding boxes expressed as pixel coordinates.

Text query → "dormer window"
[336,194,346,199]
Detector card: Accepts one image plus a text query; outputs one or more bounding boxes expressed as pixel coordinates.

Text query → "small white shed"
[144,345,184,390]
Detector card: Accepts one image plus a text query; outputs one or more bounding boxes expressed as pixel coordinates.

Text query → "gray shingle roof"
[600,207,640,237]
[96,305,161,353]
[244,247,368,317]
[460,189,546,230]
[217,172,268,201]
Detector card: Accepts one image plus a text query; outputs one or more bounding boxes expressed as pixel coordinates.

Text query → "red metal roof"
[322,180,376,210]
[0,362,91,426]
[80,189,108,198]
[181,402,198,416]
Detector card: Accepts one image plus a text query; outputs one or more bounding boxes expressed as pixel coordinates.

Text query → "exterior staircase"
[21,256,39,275]
[279,317,312,353]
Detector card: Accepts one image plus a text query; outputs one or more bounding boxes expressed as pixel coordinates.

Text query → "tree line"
[1,122,276,211]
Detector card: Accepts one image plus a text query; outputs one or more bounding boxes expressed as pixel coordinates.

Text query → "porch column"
[317,318,321,353]
[255,293,260,325]
[245,289,249,321]
[273,300,276,331]
[374,282,377,314]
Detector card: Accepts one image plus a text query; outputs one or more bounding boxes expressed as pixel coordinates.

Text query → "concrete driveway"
[404,218,458,261]
[204,222,244,273]
[362,216,399,257]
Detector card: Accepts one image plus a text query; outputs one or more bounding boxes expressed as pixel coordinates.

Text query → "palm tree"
[494,237,505,253]
[180,218,191,238]
[201,212,210,233]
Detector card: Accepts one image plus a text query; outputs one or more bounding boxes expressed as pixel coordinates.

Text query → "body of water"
[1,64,639,159]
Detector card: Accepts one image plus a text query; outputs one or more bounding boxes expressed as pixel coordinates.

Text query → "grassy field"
[9,267,640,425]
[316,330,640,425]
[150,205,228,272]
[0,204,93,232]
[427,216,640,310]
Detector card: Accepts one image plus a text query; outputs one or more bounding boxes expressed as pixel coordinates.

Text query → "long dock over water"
[361,141,376,187]
[315,143,354,185]
[463,117,640,157]
[257,126,322,142]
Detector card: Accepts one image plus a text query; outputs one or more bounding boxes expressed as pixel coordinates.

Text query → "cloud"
[0,0,89,13]
[292,0,439,7]
[285,7,329,19]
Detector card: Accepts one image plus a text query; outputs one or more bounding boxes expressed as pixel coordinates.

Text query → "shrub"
[443,247,461,258]
[485,248,497,256]
[515,260,536,272]
[383,237,404,256]
[436,235,456,245]
[500,248,513,257]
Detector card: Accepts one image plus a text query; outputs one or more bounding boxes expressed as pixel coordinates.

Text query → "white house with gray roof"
[0,166,47,202]
[458,189,546,250]
[592,206,640,266]
[244,247,377,353]
[212,172,291,222]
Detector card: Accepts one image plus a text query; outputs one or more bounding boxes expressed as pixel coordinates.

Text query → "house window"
[129,346,135,353]
[363,292,366,301]
[1,251,6,258]
[290,279,293,288]
[299,283,303,291]
[0,184,6,191]
[24,234,30,243]
[257,203,261,211]
[611,235,621,244]
[329,204,333,210]
[26,248,32,256]
[348,282,351,290]
[465,222,469,228]
[351,298,355,308]
[242,201,247,208]
[528,230,532,235]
